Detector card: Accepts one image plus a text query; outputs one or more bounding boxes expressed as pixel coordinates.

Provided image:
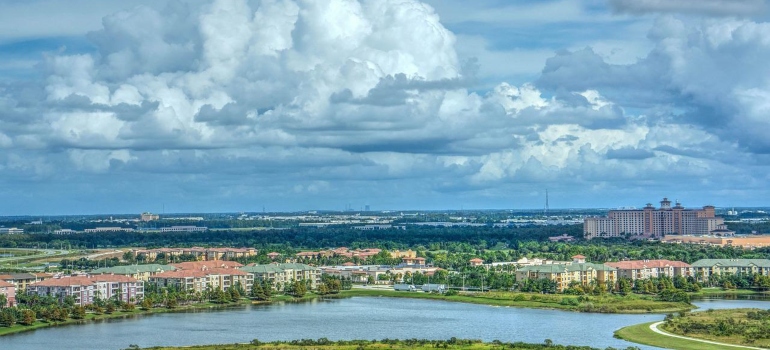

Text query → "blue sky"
[1,0,770,215]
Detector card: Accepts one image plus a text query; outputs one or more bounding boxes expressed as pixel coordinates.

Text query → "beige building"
[240,263,321,291]
[27,275,143,306]
[662,235,770,249]
[91,264,177,281]
[604,260,692,280]
[690,259,770,281]
[516,262,617,292]
[584,198,724,239]
[148,267,252,293]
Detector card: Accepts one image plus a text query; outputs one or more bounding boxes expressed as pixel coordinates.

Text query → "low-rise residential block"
[91,264,177,281]
[691,259,770,280]
[0,280,15,306]
[604,260,692,280]
[27,275,143,306]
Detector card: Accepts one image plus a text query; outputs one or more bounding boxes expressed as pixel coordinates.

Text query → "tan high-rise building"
[584,198,723,239]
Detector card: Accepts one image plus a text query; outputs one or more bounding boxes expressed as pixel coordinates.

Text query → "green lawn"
[615,322,732,350]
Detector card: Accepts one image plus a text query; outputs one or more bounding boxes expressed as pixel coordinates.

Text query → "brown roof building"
[604,259,692,280]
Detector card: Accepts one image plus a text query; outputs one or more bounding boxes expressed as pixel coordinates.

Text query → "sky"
[1,0,770,215]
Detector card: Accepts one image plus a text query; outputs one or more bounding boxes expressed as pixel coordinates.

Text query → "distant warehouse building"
[159,226,208,232]
[584,198,725,239]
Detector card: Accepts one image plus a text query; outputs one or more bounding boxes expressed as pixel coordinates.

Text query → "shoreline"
[1,288,757,337]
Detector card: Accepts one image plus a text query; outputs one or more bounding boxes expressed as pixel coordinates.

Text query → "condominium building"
[131,247,256,261]
[604,260,693,280]
[26,275,143,306]
[148,268,252,294]
[0,280,15,306]
[584,198,724,239]
[690,259,770,281]
[240,263,321,291]
[516,263,617,292]
[91,264,177,281]
[0,272,52,290]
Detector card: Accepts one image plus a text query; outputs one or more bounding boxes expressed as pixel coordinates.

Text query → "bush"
[444,289,458,296]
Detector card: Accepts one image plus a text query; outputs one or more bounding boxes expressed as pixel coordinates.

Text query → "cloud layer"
[1,0,770,214]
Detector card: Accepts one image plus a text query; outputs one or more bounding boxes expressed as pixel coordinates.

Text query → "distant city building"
[548,234,575,242]
[660,234,770,249]
[294,247,382,260]
[141,212,159,221]
[84,227,134,233]
[53,229,77,235]
[159,226,207,233]
[584,198,725,239]
[0,227,23,234]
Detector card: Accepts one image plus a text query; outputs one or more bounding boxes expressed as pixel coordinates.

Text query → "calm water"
[2,297,769,350]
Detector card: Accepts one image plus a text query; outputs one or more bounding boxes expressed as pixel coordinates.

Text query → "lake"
[2,297,769,350]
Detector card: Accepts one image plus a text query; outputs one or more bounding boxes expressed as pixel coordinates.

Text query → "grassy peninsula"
[615,308,770,349]
[338,289,694,313]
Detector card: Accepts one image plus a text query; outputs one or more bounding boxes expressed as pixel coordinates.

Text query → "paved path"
[649,321,767,350]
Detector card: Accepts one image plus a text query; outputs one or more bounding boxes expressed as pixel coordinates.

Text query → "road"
[649,321,767,350]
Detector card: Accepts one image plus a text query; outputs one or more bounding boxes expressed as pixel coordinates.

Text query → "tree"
[71,306,86,319]
[0,294,7,308]
[20,309,36,326]
[0,309,16,326]
[291,280,307,298]
[140,298,152,310]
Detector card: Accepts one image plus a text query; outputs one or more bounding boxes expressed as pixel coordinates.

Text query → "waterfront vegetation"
[614,322,730,350]
[135,338,640,350]
[339,289,693,313]
[662,308,770,346]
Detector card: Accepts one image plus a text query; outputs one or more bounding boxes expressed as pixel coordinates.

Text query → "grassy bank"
[0,290,693,337]
[614,322,728,350]
[661,308,770,347]
[0,300,253,337]
[339,289,694,314]
[690,287,770,298]
[140,338,602,350]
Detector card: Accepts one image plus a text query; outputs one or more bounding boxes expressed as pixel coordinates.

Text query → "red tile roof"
[30,276,96,287]
[172,261,243,270]
[0,280,14,288]
[605,260,691,270]
[572,255,586,259]
[152,270,208,279]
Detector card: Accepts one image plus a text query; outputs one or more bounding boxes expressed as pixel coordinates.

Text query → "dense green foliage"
[664,308,770,345]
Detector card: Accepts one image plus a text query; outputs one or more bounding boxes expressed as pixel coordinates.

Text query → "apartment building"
[171,260,243,270]
[91,264,177,281]
[0,280,15,306]
[604,260,692,280]
[240,263,321,291]
[690,259,770,281]
[584,198,724,239]
[149,266,252,293]
[0,272,52,290]
[26,275,143,306]
[516,263,617,292]
[131,247,256,261]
